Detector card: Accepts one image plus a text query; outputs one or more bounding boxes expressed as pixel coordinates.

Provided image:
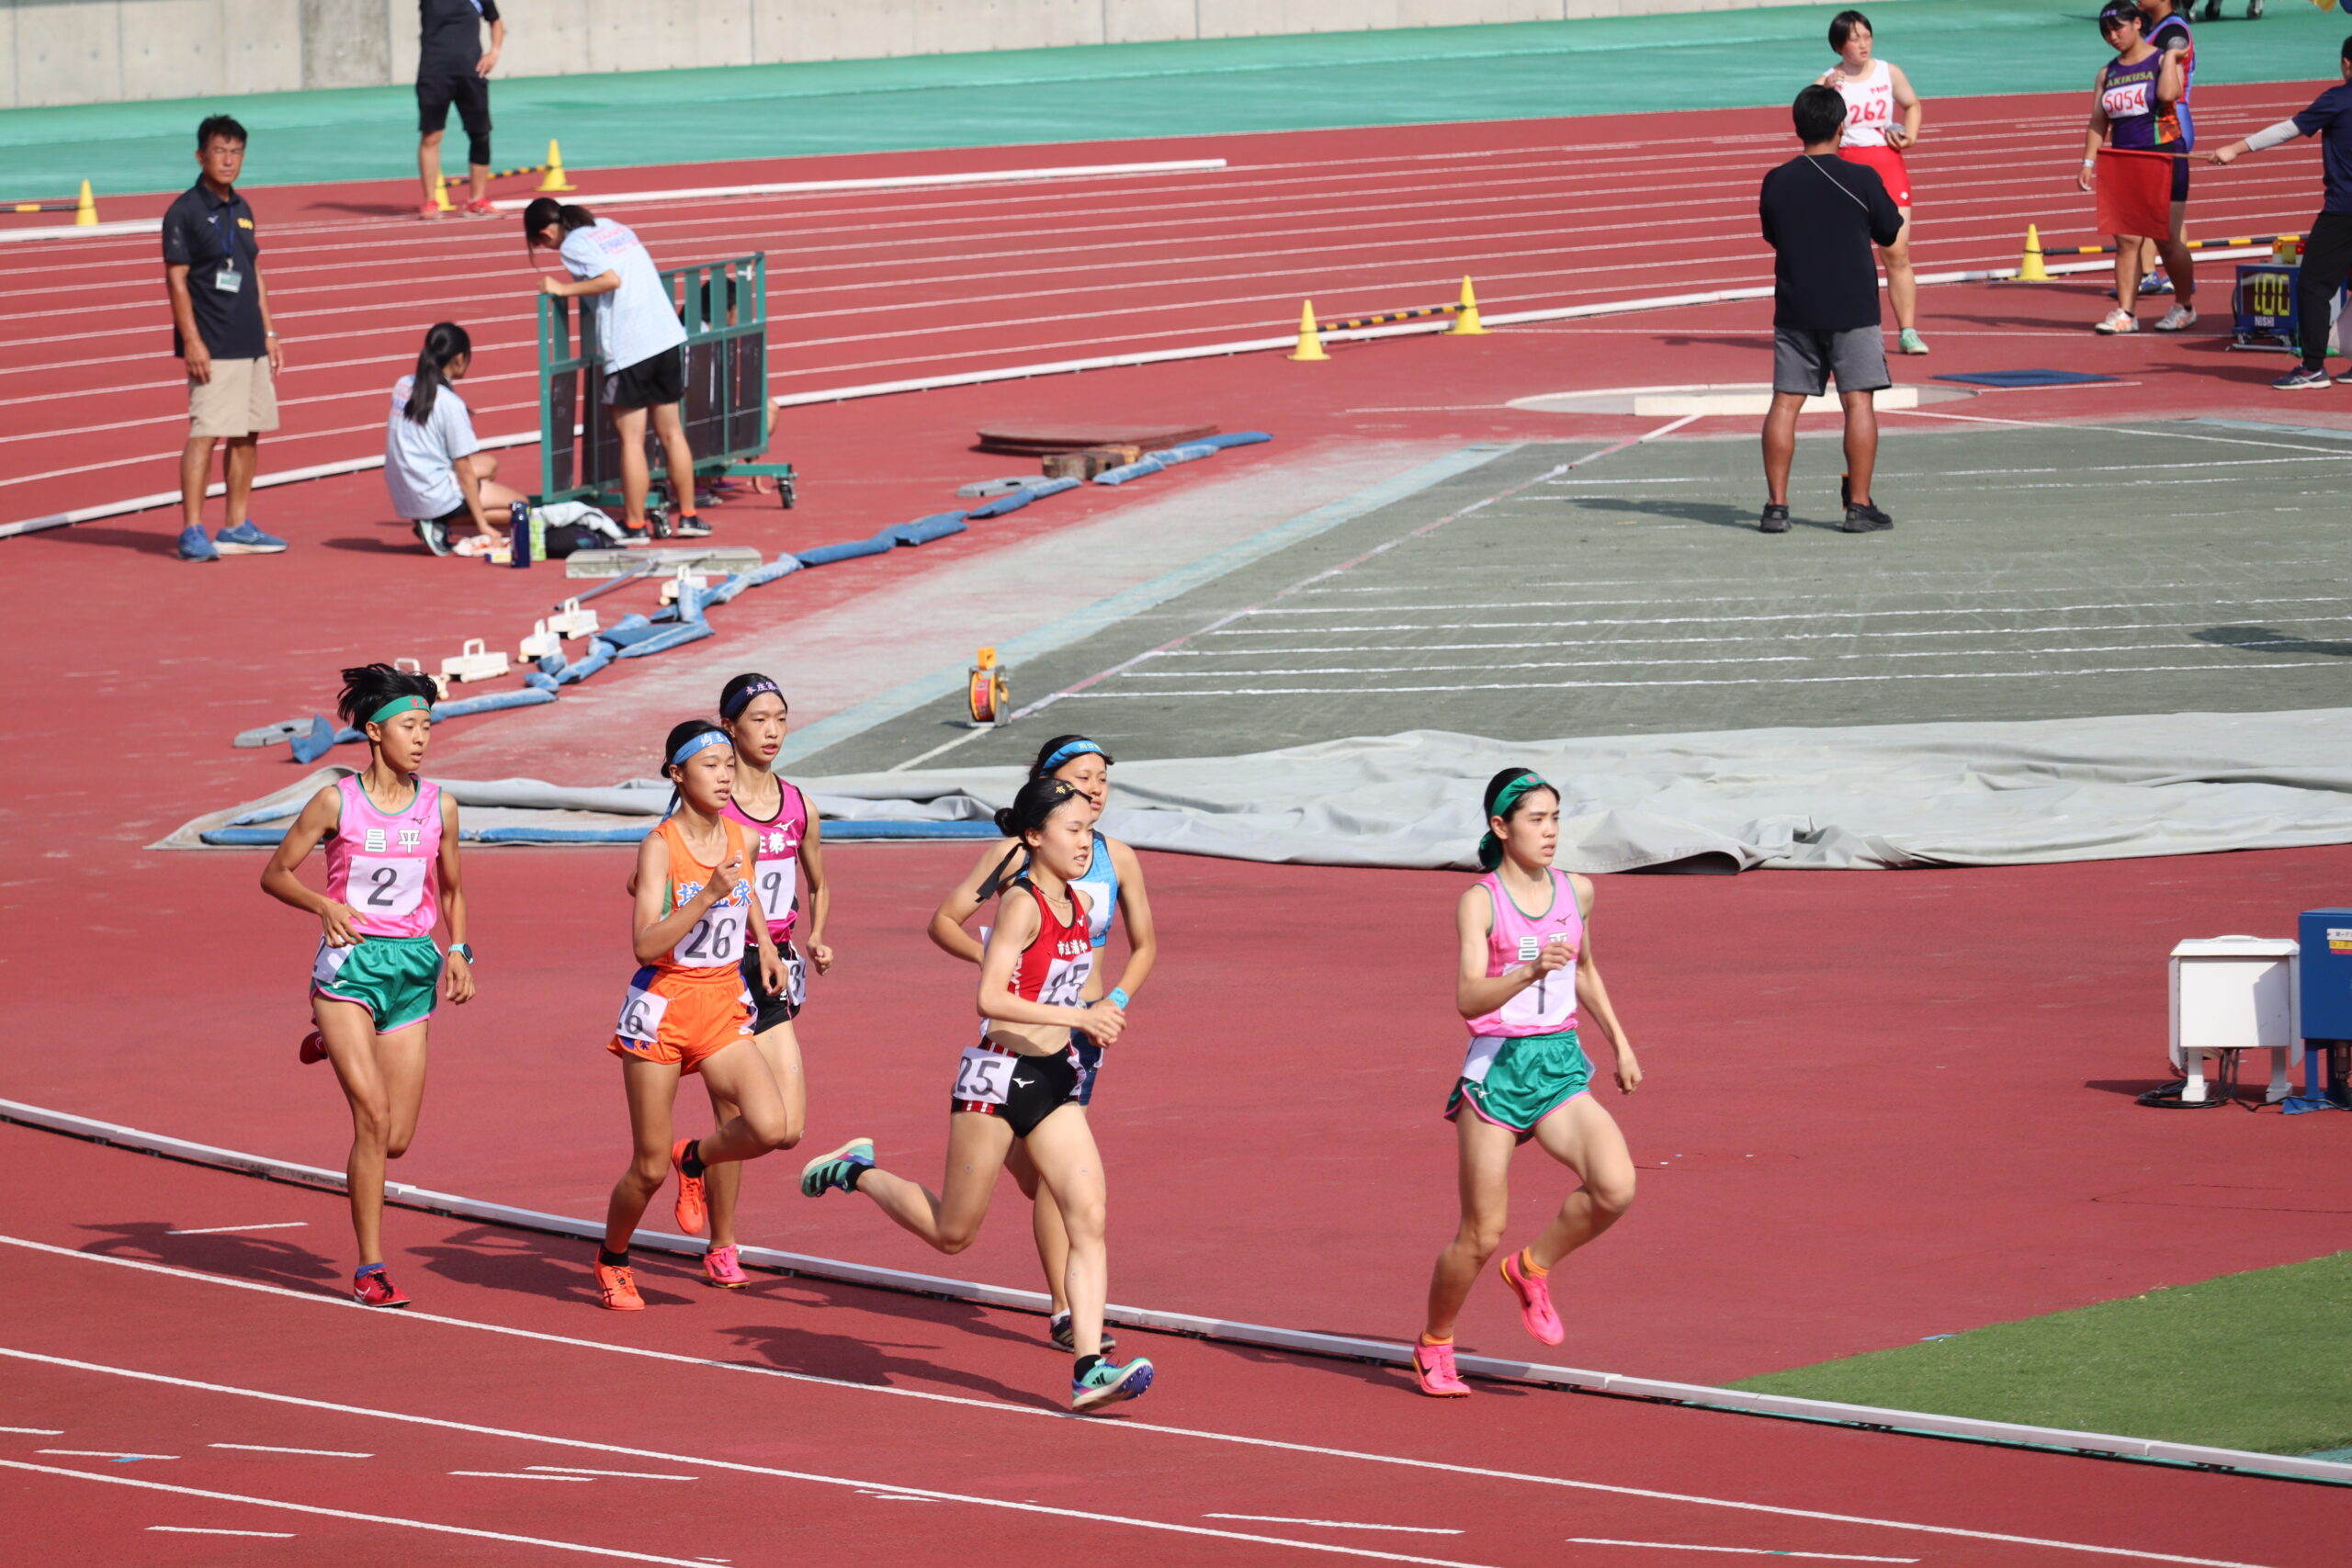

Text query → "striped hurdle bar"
[2049,232,2299,256]
[6,180,96,226]
[436,139,575,209]
[1291,276,1489,357]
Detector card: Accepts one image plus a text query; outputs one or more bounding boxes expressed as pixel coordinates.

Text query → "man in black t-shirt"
[1757,84,1905,535]
[416,0,506,220]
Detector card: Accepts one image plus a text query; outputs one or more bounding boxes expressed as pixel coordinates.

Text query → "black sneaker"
[645,508,674,540]
[1759,503,1791,534]
[413,518,452,557]
[1048,1311,1117,1354]
[1842,502,1894,533]
[671,514,714,539]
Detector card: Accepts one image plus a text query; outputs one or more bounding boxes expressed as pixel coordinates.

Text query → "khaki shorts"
[187,355,278,438]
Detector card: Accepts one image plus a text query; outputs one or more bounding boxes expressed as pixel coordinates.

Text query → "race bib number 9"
[616,982,670,1043]
[672,903,746,968]
[350,855,427,920]
[954,1046,1015,1105]
[754,863,796,926]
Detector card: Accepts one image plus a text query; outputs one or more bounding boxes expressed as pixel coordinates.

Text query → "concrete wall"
[3,0,1790,109]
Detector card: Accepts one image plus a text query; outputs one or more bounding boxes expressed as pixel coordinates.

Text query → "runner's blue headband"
[720,678,781,720]
[669,729,733,769]
[368,694,431,725]
[1041,739,1105,773]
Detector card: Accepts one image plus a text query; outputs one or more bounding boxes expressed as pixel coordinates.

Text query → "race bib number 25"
[954,1046,1015,1105]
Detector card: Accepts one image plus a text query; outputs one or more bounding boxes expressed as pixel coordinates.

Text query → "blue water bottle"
[507,500,531,568]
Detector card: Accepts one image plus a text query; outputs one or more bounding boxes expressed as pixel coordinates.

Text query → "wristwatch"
[448,942,475,963]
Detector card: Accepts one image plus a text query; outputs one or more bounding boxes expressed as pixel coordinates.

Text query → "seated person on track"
[384,321,529,556]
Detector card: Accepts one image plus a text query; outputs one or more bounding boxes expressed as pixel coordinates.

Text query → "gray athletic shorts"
[1772,325,1890,398]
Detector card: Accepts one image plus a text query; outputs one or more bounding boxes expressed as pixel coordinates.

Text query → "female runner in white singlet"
[1818,10,1928,355]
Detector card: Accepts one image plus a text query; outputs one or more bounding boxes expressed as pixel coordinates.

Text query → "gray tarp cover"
[187,709,2352,870]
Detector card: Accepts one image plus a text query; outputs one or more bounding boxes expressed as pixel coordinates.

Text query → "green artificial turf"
[1732,1251,2352,1457]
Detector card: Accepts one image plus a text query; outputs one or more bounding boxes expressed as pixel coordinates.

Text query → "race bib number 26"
[616,982,669,1043]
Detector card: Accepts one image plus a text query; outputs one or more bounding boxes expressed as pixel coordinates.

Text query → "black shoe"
[1842,502,1894,533]
[1049,1311,1116,1354]
[1759,503,1791,534]
[671,514,714,539]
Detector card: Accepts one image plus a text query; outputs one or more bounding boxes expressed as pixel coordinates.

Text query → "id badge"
[213,267,243,293]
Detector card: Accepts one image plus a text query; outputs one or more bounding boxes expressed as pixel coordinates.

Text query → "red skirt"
[1838,144,1912,210]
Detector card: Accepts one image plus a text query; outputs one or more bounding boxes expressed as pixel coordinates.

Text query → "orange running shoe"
[671,1138,707,1235]
[594,1258,644,1311]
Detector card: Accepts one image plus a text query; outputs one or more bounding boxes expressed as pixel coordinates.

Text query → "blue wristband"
[1108,987,1130,1010]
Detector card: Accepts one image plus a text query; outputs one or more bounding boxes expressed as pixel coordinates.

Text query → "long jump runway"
[794,419,2352,773]
[5,1126,2345,1568]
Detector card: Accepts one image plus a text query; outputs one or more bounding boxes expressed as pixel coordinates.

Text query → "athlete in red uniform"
[1817,11,1928,355]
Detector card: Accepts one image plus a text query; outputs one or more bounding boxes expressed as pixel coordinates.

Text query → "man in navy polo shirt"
[416,0,506,220]
[161,114,288,562]
[2203,37,2352,388]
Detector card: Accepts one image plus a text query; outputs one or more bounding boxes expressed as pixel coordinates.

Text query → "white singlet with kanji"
[1829,60,1896,148]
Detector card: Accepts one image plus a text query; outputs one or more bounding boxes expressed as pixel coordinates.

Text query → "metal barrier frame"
[537,252,794,507]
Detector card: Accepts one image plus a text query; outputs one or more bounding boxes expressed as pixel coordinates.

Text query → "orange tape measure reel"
[967,646,1011,727]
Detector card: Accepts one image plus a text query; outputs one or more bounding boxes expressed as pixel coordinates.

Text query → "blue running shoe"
[2275,365,2334,390]
[214,520,288,554]
[798,1137,874,1197]
[1073,1356,1154,1414]
[177,525,220,562]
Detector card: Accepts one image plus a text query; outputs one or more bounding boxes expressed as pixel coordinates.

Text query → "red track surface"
[5,1126,2346,1567]
[2,83,2331,528]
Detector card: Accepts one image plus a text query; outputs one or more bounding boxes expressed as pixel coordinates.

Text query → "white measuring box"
[439,637,510,684]
[2168,936,2300,1103]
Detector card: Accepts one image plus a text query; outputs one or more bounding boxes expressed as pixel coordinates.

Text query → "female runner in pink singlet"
[693,671,832,1289]
[1411,768,1643,1398]
[261,662,477,1309]
[1818,10,1928,355]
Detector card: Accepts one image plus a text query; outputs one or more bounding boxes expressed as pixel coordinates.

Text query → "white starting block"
[394,656,450,702]
[658,569,710,606]
[518,620,562,661]
[545,598,600,640]
[2169,936,2300,1104]
[439,637,510,684]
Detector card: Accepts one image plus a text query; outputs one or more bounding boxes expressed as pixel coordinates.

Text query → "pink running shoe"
[1412,1340,1470,1397]
[703,1243,749,1290]
[299,1029,328,1066]
[1499,1250,1565,1345]
[353,1268,411,1308]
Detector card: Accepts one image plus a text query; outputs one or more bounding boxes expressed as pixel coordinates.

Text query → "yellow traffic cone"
[1451,275,1489,335]
[2017,224,2049,283]
[434,175,455,213]
[1289,299,1329,362]
[72,179,96,226]
[538,140,575,193]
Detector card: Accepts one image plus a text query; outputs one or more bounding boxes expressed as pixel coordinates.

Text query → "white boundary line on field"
[1,1095,2346,1491]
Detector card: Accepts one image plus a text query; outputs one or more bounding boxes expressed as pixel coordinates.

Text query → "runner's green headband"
[368,694,432,725]
[1477,770,1558,871]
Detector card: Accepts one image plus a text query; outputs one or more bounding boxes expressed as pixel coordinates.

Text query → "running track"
[0,85,2329,527]
[5,1126,2345,1568]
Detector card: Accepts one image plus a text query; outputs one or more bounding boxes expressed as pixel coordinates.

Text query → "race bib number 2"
[954,1046,1015,1105]
[350,855,426,920]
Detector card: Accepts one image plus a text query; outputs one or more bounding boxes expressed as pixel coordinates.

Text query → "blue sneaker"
[798,1137,874,1197]
[1073,1356,1154,1414]
[176,525,220,561]
[2275,365,2333,390]
[2143,273,2174,297]
[213,520,288,554]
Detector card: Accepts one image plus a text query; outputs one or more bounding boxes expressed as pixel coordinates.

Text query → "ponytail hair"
[522,197,597,249]
[402,321,471,425]
[1476,767,1560,873]
[976,777,1085,900]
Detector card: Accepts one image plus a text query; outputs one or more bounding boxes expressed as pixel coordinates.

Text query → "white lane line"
[1233,594,2348,621]
[0,1240,2298,1568]
[39,1448,176,1460]
[1117,642,2309,679]
[0,1373,1513,1568]
[168,1223,309,1235]
[210,1443,371,1457]
[4,1460,745,1565]
[147,1526,300,1538]
[1153,622,2352,656]
[1568,1542,1917,1562]
[0,1426,64,1434]
[1209,1515,1463,1535]
[530,1466,698,1481]
[1068,661,2346,699]
[1886,406,2352,456]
